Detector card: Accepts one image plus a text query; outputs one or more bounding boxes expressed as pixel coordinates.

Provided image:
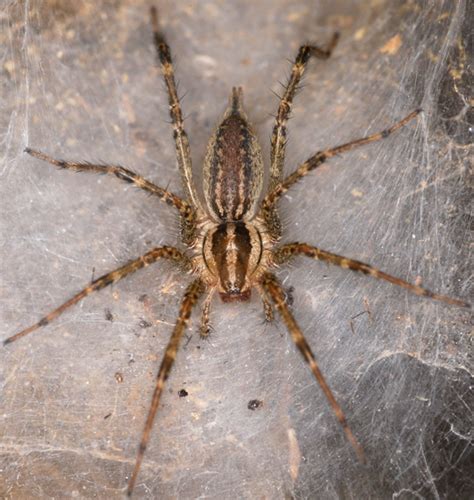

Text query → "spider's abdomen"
[203,87,263,222]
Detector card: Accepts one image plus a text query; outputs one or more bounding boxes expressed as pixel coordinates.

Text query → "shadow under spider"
[4,5,470,498]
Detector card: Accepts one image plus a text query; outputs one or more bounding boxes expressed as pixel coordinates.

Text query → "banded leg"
[260,109,421,217]
[127,279,205,497]
[261,272,365,461]
[273,243,469,308]
[256,284,274,323]
[4,247,190,345]
[267,34,339,238]
[270,35,339,190]
[150,7,200,210]
[25,148,193,220]
[199,288,216,338]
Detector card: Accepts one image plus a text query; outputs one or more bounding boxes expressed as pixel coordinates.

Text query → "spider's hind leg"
[261,109,422,212]
[150,6,200,211]
[266,33,339,239]
[24,148,192,219]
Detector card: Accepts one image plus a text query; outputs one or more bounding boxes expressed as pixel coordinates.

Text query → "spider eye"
[224,280,239,292]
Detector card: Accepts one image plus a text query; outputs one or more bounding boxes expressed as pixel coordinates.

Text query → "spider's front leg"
[127,278,205,497]
[3,247,191,345]
[199,288,216,338]
[260,272,365,461]
[256,284,275,323]
[273,243,470,308]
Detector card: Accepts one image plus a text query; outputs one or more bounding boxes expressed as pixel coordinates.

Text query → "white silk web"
[1,1,472,498]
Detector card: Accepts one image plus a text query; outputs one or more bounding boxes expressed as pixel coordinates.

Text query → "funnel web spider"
[4,6,470,497]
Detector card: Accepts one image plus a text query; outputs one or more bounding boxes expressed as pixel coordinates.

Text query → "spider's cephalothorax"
[5,6,469,497]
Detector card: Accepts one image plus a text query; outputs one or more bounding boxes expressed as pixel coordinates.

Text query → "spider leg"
[267,35,339,239]
[260,109,421,214]
[260,272,365,461]
[199,287,216,338]
[3,247,190,345]
[150,7,201,210]
[127,278,205,497]
[25,148,193,221]
[273,243,470,308]
[256,284,274,323]
[270,35,339,191]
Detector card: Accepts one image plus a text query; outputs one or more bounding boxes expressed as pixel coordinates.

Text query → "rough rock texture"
[1,1,472,498]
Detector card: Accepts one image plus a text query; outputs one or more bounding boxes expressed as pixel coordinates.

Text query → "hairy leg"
[260,272,365,461]
[199,288,216,338]
[256,284,274,323]
[266,34,339,238]
[127,279,205,497]
[150,7,201,210]
[273,242,469,307]
[4,246,190,345]
[25,148,193,220]
[270,35,339,190]
[260,109,421,219]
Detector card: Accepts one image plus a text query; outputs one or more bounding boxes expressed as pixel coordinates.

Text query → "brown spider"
[4,6,469,497]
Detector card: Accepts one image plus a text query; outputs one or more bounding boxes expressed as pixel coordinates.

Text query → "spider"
[4,6,469,497]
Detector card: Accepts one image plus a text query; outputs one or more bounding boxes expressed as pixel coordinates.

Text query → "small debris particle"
[104,413,112,420]
[105,309,114,322]
[427,50,439,63]
[351,188,363,198]
[328,14,353,29]
[178,389,188,398]
[354,27,366,41]
[286,11,304,22]
[285,286,295,306]
[3,60,15,76]
[139,319,152,329]
[450,68,462,80]
[436,12,450,22]
[247,399,263,411]
[194,54,218,68]
[380,34,402,55]
[288,428,302,481]
[122,93,136,124]
[115,372,124,383]
[349,297,373,334]
[138,294,148,303]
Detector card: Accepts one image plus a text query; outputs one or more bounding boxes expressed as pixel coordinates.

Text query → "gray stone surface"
[1,1,472,498]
